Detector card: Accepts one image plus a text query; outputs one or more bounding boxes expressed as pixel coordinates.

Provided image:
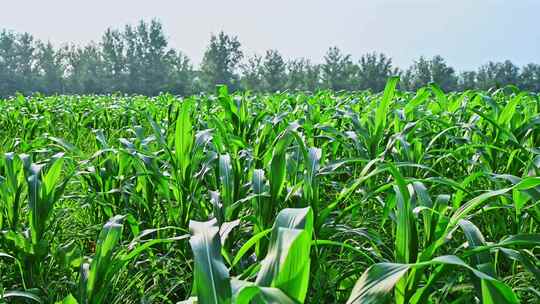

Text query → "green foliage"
[186,207,313,304]
[1,79,539,303]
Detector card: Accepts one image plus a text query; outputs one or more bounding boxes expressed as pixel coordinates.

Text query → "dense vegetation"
[1,80,540,303]
[1,19,540,98]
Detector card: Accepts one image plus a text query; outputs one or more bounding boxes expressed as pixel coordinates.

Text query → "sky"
[1,0,539,71]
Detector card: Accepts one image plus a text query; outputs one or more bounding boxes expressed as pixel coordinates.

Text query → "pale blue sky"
[1,0,539,71]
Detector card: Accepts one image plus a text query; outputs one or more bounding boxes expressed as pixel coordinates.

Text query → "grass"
[0,81,539,303]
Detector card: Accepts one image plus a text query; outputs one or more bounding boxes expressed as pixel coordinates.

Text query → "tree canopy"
[0,19,539,97]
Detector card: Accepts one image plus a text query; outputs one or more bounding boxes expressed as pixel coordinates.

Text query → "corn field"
[1,79,539,303]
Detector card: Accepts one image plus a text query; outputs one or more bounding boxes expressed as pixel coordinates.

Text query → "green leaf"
[346,262,410,304]
[303,147,321,209]
[514,176,540,190]
[175,100,193,179]
[404,87,430,116]
[1,290,42,303]
[232,279,298,304]
[499,234,540,247]
[375,76,399,136]
[412,182,435,244]
[189,218,232,304]
[219,154,234,212]
[231,228,272,267]
[448,188,512,229]
[481,279,519,304]
[58,294,79,304]
[85,215,124,303]
[43,154,64,195]
[269,132,292,204]
[497,93,523,126]
[347,255,518,304]
[251,168,270,232]
[256,207,313,303]
[388,165,417,303]
[499,248,540,283]
[459,220,495,276]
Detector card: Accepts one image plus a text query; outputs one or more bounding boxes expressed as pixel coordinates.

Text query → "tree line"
[1,19,539,97]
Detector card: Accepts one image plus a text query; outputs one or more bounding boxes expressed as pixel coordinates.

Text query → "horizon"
[2,0,539,71]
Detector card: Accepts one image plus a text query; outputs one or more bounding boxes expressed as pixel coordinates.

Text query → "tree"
[16,33,38,94]
[240,54,263,92]
[458,71,477,90]
[287,58,321,92]
[166,51,194,96]
[64,43,105,94]
[0,30,19,96]
[303,62,322,92]
[99,20,192,95]
[287,58,308,91]
[3,21,540,96]
[261,49,287,92]
[123,19,174,95]
[200,32,243,92]
[357,52,395,91]
[404,55,457,91]
[519,63,540,91]
[430,55,457,91]
[101,28,126,92]
[476,60,519,90]
[35,41,65,94]
[402,57,431,91]
[0,31,38,96]
[321,47,358,91]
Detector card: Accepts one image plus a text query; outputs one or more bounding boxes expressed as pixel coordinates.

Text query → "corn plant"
[63,215,188,304]
[1,80,539,303]
[1,152,71,289]
[184,207,313,303]
[345,168,540,303]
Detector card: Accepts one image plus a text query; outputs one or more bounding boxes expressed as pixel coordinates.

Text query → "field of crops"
[1,78,539,303]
